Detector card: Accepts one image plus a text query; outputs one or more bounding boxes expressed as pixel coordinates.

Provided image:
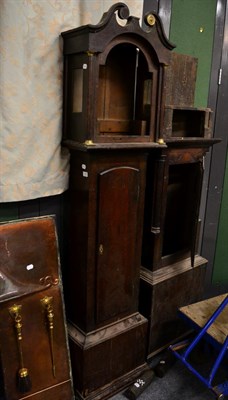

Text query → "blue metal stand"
[169,295,228,399]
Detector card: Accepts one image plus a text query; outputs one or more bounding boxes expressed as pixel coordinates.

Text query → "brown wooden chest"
[0,217,74,400]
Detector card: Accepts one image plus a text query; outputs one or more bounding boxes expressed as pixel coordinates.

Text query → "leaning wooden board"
[179,294,228,345]
[0,216,74,400]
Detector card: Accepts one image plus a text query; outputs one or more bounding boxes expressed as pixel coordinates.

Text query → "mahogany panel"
[96,166,140,323]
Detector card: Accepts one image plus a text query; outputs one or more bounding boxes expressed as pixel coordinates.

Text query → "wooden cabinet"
[61,2,219,397]
[140,144,212,357]
[61,3,175,399]
[139,52,220,358]
[64,148,149,398]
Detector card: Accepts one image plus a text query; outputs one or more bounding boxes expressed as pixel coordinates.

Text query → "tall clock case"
[61,3,218,399]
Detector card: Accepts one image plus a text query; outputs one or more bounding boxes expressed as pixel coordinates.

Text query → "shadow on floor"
[111,347,228,400]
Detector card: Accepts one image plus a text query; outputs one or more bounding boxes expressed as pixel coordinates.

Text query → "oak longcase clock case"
[61,3,219,399]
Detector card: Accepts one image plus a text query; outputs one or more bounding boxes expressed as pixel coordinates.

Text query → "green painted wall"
[169,0,228,286]
[213,155,228,283]
[169,0,216,107]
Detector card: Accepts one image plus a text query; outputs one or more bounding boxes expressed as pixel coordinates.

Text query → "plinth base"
[68,313,148,400]
[140,255,207,357]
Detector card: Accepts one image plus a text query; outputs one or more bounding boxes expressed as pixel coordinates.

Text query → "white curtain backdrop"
[0,0,143,202]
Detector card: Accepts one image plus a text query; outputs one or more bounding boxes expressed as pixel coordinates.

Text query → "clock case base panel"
[139,256,207,358]
[71,364,149,400]
[68,313,148,400]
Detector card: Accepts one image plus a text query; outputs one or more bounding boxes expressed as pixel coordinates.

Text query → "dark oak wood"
[141,144,213,272]
[139,50,220,356]
[164,52,198,107]
[163,106,212,139]
[61,3,175,145]
[64,148,149,398]
[61,3,176,398]
[68,314,148,399]
[65,149,148,331]
[61,2,220,395]
[139,256,207,356]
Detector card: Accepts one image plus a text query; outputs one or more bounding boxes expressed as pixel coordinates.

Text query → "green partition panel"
[169,0,216,107]
[169,0,228,286]
[213,156,228,283]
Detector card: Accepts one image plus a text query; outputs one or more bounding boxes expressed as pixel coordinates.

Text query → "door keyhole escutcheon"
[99,244,104,255]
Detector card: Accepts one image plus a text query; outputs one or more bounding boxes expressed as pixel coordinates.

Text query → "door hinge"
[218,68,222,85]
